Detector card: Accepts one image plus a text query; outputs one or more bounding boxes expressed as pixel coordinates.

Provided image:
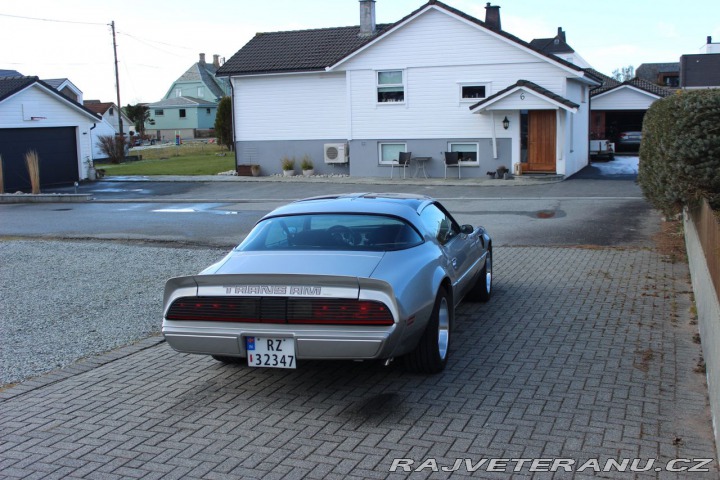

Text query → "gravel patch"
[0,238,227,386]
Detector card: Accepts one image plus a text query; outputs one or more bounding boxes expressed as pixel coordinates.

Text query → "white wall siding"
[341,8,558,71]
[233,73,347,141]
[592,87,659,110]
[341,8,571,141]
[562,80,590,176]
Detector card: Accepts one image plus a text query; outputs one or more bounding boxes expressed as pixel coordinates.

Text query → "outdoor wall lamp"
[502,116,510,130]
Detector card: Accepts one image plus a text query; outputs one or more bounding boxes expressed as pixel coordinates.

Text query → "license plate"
[245,337,296,369]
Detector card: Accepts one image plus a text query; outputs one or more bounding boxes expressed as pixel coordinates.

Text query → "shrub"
[214,96,233,151]
[281,156,295,171]
[300,155,313,170]
[638,89,720,216]
[98,134,128,164]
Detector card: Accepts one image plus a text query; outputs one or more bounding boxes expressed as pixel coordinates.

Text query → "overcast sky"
[1,0,718,104]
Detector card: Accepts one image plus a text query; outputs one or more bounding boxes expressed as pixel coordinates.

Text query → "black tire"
[211,355,244,364]
[404,286,452,374]
[468,248,492,302]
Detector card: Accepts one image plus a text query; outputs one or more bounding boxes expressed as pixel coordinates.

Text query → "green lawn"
[99,143,234,176]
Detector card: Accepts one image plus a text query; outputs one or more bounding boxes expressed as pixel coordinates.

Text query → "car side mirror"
[461,224,474,235]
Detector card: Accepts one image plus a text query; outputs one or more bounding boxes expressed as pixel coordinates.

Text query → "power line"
[0,12,106,26]
[117,31,192,51]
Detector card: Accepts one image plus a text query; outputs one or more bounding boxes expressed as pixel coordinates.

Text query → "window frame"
[458,82,490,103]
[197,86,204,97]
[179,109,187,119]
[154,109,164,116]
[447,142,480,165]
[378,142,407,166]
[376,70,405,104]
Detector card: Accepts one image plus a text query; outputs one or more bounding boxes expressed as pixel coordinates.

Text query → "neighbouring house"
[588,69,673,144]
[529,27,592,69]
[0,69,23,78]
[146,53,230,142]
[216,0,600,178]
[83,100,134,161]
[636,63,680,89]
[0,76,100,191]
[681,36,720,89]
[42,78,84,104]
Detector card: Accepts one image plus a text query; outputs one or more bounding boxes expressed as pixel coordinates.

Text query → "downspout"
[87,122,98,180]
[490,111,498,159]
[229,78,237,170]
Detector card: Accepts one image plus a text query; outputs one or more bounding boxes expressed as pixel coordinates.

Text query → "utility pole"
[110,20,123,137]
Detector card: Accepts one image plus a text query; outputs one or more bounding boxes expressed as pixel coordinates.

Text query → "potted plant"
[281,156,295,176]
[301,155,314,176]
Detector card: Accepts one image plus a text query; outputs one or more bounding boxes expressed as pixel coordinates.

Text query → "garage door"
[0,127,78,192]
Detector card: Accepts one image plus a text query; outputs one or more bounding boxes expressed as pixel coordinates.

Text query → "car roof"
[260,193,434,225]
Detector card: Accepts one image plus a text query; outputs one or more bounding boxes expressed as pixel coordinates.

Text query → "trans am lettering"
[224,285,322,296]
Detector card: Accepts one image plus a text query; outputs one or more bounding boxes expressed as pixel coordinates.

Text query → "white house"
[83,101,134,161]
[588,69,673,144]
[216,0,600,178]
[0,76,100,191]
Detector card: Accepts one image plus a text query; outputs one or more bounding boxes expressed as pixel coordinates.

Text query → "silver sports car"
[162,193,492,373]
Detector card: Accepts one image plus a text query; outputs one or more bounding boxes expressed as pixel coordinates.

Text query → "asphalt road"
[3,173,655,250]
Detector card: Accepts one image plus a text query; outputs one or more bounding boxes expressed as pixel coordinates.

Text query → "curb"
[0,193,92,204]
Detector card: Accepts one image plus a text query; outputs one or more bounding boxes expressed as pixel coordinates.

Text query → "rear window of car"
[238,214,423,252]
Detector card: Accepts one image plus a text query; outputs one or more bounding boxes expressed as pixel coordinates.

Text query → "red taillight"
[288,300,393,325]
[166,297,394,326]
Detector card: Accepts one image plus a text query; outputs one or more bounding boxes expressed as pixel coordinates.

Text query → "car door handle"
[451,258,458,269]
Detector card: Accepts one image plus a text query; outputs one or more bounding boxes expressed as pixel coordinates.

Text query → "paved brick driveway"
[0,246,715,479]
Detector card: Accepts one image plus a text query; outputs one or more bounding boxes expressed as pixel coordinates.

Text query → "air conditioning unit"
[324,143,349,164]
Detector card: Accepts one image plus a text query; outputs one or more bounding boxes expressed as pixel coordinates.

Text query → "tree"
[612,65,635,82]
[214,96,233,151]
[124,103,150,137]
[98,134,128,164]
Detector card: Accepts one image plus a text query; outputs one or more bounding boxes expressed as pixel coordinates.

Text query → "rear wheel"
[404,286,452,373]
[468,248,492,302]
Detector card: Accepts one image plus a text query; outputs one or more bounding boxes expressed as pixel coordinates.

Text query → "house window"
[448,142,479,165]
[109,107,114,116]
[461,85,486,100]
[179,109,186,118]
[377,70,404,103]
[660,74,679,87]
[378,142,406,165]
[175,88,182,97]
[198,86,204,97]
[155,109,164,116]
[206,108,211,114]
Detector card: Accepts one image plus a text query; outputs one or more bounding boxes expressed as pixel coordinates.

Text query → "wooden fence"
[690,199,720,303]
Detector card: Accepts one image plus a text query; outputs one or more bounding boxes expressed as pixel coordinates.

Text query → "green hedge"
[638,89,720,216]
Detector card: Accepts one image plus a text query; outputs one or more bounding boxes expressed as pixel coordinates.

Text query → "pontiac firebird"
[162,193,492,373]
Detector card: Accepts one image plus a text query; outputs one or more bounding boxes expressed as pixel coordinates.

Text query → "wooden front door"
[525,110,556,173]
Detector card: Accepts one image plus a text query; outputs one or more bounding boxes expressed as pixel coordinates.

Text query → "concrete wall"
[684,210,720,462]
[235,138,512,178]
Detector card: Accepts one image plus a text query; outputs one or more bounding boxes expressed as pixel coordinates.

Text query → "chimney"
[359,0,376,36]
[213,54,220,68]
[199,53,206,64]
[708,36,713,45]
[557,27,566,44]
[484,3,501,30]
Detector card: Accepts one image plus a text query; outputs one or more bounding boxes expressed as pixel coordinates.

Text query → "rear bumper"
[162,321,402,360]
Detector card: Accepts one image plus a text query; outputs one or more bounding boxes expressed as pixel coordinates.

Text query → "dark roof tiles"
[217,0,586,77]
